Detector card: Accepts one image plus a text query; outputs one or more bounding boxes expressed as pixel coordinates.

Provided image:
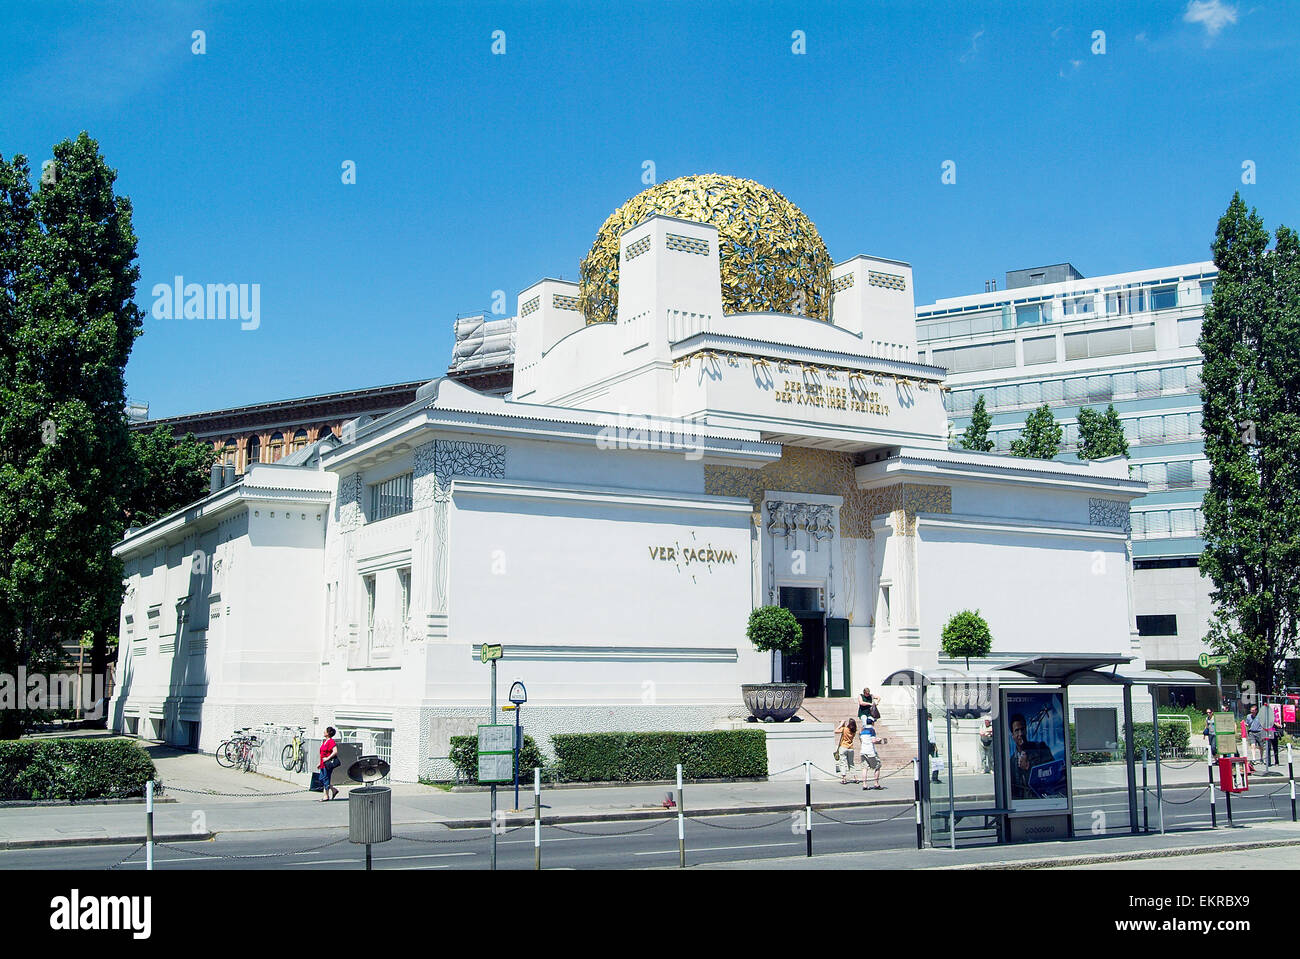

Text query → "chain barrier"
[1157,785,1211,806]
[551,818,673,837]
[766,763,811,778]
[685,813,791,831]
[1159,759,1202,770]
[107,843,147,871]
[814,803,916,826]
[391,824,530,843]
[160,783,307,799]
[151,834,351,861]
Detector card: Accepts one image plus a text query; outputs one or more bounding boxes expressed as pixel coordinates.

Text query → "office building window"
[1136,614,1178,636]
[1022,336,1056,365]
[1200,280,1214,303]
[370,472,413,520]
[1015,304,1043,326]
[1149,286,1178,311]
[1062,296,1094,316]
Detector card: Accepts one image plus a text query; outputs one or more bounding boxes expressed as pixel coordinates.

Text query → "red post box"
[1218,756,1250,793]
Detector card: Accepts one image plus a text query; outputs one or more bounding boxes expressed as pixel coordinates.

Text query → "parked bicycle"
[215,728,252,769]
[281,726,308,773]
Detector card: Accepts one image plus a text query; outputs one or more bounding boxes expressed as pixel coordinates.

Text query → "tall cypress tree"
[1199,193,1300,696]
[1009,403,1062,460]
[0,134,142,735]
[1076,404,1130,460]
[959,394,995,452]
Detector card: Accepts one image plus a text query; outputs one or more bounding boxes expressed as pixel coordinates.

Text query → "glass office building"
[915,262,1216,677]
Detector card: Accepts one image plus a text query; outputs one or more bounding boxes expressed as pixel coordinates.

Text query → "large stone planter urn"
[742,683,806,722]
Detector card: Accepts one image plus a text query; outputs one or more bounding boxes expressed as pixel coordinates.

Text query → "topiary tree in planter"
[743,605,807,720]
[940,609,993,670]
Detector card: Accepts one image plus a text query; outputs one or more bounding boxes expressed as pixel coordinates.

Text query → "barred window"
[370,472,413,520]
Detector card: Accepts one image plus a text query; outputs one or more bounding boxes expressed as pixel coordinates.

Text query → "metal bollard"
[1289,744,1295,823]
[1141,748,1148,833]
[1208,759,1217,828]
[913,757,922,849]
[348,785,392,870]
[533,767,541,870]
[804,761,812,858]
[146,780,154,871]
[676,764,685,868]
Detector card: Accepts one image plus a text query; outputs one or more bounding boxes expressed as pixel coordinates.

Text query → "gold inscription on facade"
[773,380,890,416]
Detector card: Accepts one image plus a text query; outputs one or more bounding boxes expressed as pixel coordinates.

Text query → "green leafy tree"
[1076,404,1130,460]
[1198,193,1300,696]
[959,394,995,452]
[940,609,993,669]
[1009,403,1062,460]
[0,134,143,736]
[127,426,218,528]
[746,606,802,683]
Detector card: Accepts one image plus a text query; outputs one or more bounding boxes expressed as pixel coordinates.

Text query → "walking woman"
[319,726,340,801]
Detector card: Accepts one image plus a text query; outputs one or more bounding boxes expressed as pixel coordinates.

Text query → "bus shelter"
[883,655,1210,849]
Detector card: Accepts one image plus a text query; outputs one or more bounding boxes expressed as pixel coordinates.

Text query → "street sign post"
[479,644,505,869]
[1199,653,1229,668]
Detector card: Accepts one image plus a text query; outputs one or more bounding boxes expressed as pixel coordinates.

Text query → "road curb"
[0,832,213,851]
[932,836,1300,870]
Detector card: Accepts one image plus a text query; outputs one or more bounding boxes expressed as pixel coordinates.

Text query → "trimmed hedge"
[551,730,768,782]
[449,734,546,785]
[0,738,157,801]
[1069,721,1192,766]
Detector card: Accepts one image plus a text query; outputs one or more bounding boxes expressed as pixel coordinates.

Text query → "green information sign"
[1198,653,1230,668]
[477,724,514,783]
[480,644,503,663]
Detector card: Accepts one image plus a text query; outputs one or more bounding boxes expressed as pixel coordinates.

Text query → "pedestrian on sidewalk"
[1245,706,1268,772]
[925,710,944,784]
[1202,709,1217,759]
[318,726,340,801]
[979,716,994,773]
[834,718,857,783]
[860,727,884,789]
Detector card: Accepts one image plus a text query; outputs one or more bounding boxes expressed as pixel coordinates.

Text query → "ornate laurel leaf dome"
[578,174,834,325]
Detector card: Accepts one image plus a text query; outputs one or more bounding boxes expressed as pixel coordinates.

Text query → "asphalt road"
[3,784,1294,870]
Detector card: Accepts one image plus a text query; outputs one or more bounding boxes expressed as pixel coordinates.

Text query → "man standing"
[979,717,994,774]
[1245,705,1269,773]
[1008,713,1055,799]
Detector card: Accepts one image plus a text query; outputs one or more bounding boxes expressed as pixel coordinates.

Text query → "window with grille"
[370,472,413,520]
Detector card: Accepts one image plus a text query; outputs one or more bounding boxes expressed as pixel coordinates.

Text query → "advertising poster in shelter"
[1003,690,1069,811]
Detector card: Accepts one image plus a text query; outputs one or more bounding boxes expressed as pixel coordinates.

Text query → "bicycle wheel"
[215,741,236,768]
[281,743,296,771]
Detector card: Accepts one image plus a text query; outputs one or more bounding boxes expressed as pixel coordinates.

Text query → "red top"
[319,737,336,770]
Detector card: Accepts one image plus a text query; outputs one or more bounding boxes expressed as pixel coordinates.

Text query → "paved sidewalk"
[0,741,1260,849]
[686,820,1300,870]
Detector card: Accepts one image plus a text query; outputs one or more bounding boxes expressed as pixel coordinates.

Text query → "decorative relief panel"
[413,442,439,509]
[338,472,364,531]
[868,270,906,291]
[863,483,953,535]
[1089,498,1131,533]
[831,273,855,293]
[625,235,652,261]
[520,296,540,317]
[765,501,835,551]
[552,293,580,311]
[433,441,506,486]
[665,233,709,256]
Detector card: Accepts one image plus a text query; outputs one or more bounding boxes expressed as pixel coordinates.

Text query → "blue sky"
[2,1,1297,418]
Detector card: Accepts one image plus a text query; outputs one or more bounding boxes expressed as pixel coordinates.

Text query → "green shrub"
[448,734,547,785]
[551,730,768,782]
[1069,720,1191,766]
[0,738,157,801]
[939,609,993,667]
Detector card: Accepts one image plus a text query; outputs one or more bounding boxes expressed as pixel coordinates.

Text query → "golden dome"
[578,174,834,325]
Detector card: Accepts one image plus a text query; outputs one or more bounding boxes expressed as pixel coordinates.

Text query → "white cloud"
[959,28,984,63]
[1183,0,1238,36]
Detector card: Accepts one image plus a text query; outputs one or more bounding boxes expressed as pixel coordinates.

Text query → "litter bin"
[349,786,392,844]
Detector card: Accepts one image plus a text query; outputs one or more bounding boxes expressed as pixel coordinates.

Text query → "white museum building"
[108,176,1150,782]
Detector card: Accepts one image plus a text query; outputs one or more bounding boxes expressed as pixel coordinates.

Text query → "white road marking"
[633,841,798,856]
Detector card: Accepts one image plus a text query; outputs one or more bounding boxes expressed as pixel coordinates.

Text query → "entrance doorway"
[779,587,825,698]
